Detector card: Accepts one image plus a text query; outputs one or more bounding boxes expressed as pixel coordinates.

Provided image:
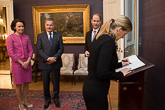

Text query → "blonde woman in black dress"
[83,16,132,110]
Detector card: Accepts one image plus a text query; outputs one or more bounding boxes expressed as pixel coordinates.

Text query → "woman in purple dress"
[6,19,33,110]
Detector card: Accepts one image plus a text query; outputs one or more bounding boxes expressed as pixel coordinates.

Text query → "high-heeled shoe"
[18,104,26,110]
[22,101,33,108]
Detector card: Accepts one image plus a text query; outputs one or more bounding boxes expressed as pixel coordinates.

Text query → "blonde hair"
[96,15,132,39]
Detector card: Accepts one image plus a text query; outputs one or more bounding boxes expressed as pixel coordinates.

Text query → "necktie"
[92,31,96,42]
[49,32,52,46]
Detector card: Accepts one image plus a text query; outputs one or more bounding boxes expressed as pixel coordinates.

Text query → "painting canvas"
[40,12,83,37]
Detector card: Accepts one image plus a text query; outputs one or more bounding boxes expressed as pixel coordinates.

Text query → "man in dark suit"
[37,18,64,109]
[84,13,102,57]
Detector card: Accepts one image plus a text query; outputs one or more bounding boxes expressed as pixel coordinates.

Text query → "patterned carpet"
[0,89,86,110]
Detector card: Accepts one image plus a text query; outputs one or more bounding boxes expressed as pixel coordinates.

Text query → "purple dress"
[6,33,33,85]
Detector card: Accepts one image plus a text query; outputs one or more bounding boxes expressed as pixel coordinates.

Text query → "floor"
[0,59,119,110]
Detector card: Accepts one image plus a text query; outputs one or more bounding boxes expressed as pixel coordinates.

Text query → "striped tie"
[92,31,96,42]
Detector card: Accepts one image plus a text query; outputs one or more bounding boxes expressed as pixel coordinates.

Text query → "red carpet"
[0,89,86,110]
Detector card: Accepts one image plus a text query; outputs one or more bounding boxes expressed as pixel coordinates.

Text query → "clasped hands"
[21,61,29,69]
[46,57,57,64]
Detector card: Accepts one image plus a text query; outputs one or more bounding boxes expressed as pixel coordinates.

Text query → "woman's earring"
[117,29,119,33]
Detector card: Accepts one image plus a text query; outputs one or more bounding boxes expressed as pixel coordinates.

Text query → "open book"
[115,55,145,72]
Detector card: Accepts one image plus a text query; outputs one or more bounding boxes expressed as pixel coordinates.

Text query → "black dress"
[83,34,124,110]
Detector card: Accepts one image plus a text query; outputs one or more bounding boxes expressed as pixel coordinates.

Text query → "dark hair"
[11,19,25,32]
[45,18,55,25]
[91,13,102,21]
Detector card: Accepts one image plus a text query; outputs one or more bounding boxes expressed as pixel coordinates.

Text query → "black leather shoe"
[53,99,60,108]
[43,102,50,109]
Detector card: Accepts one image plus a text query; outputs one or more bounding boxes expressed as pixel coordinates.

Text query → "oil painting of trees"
[40,12,83,37]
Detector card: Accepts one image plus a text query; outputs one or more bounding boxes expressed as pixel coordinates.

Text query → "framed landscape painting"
[32,4,90,44]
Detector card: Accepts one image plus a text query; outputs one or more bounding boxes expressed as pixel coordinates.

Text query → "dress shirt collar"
[46,31,53,40]
[93,27,100,34]
[46,31,53,36]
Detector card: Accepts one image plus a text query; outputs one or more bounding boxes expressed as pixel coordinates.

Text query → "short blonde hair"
[96,15,132,39]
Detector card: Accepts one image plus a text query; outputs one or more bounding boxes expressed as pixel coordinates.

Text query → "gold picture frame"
[32,4,90,44]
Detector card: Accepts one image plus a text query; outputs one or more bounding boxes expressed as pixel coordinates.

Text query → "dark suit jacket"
[84,28,100,53]
[88,34,123,80]
[37,32,64,70]
[84,30,92,52]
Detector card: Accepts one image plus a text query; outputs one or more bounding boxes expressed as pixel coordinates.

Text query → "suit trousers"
[42,69,60,103]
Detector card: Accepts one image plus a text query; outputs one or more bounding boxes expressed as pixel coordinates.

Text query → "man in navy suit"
[84,13,102,57]
[37,18,64,109]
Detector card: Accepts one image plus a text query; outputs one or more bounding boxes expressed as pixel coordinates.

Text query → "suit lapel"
[89,30,93,43]
[44,32,50,43]
[52,32,57,47]
[96,28,100,37]
[43,32,51,47]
